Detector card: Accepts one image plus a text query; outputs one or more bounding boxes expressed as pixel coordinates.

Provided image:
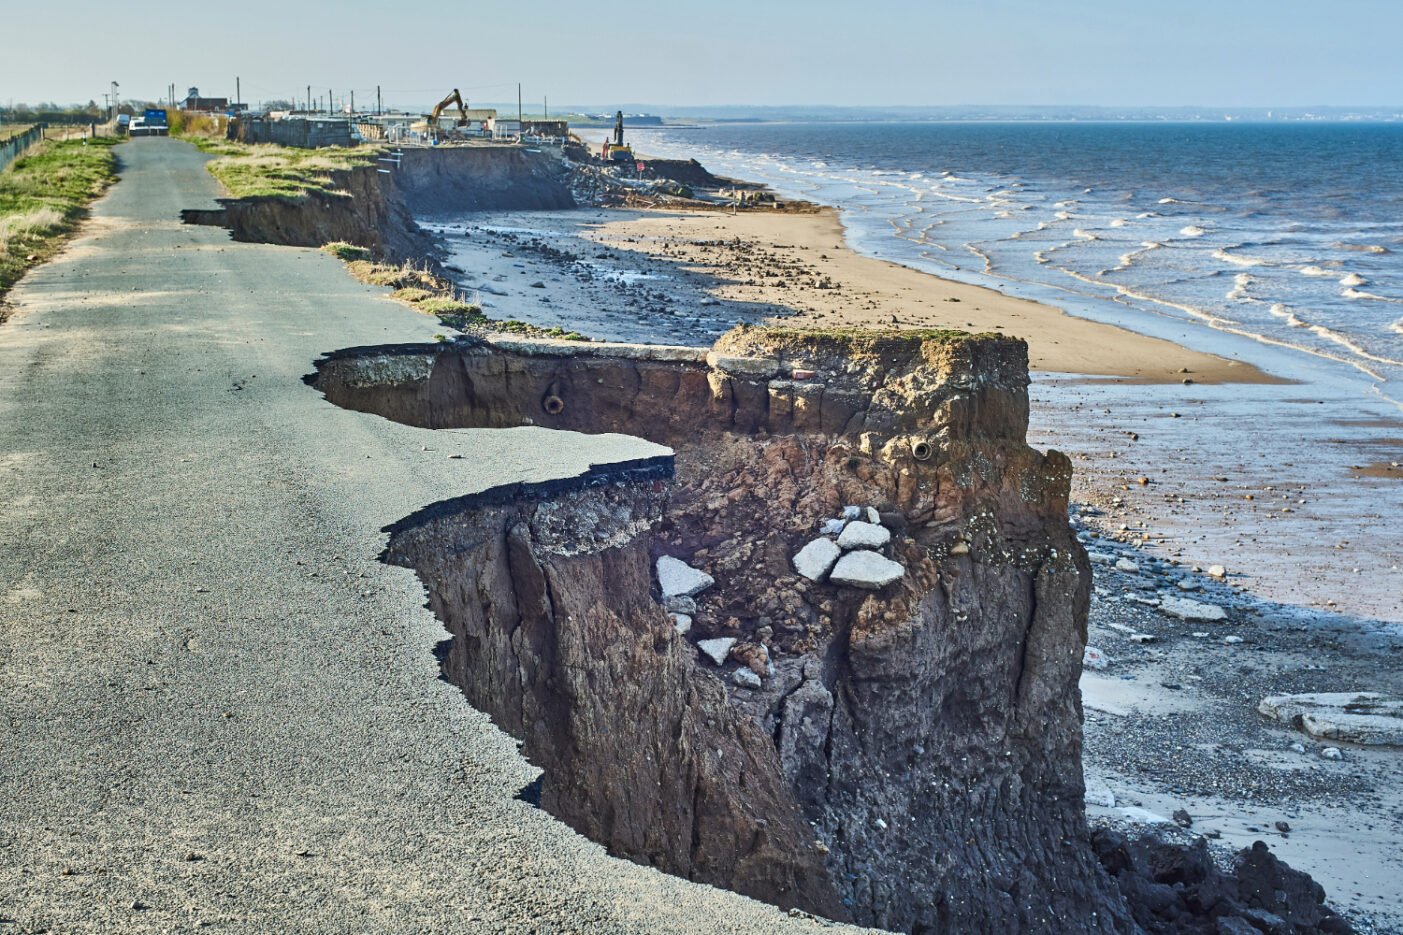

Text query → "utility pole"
[307,85,311,113]
[350,90,354,116]
[517,83,522,125]
[544,96,548,120]
[328,89,332,115]
[235,76,240,109]
[376,85,381,115]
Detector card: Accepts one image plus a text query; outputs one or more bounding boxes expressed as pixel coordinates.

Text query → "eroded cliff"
[313,325,1136,933]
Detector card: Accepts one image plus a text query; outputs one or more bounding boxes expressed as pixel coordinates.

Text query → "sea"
[615,121,1403,409]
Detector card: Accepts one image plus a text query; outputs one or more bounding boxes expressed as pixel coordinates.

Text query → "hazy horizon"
[4,0,1401,111]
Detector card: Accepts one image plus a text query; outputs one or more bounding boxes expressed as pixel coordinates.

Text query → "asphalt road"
[0,139,855,933]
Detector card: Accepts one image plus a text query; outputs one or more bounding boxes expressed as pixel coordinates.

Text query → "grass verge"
[174,123,379,202]
[1,136,119,312]
[321,241,588,341]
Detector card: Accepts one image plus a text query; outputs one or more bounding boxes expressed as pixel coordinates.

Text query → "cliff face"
[181,146,574,261]
[315,326,1132,933]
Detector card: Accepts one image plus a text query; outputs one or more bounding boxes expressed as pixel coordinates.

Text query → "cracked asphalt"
[0,138,862,934]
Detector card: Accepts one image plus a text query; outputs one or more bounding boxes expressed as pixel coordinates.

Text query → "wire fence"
[0,125,45,173]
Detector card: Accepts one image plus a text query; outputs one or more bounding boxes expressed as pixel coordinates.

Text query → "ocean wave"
[1136,211,1158,219]
[1344,287,1403,303]
[1158,197,1184,204]
[1110,219,1129,228]
[1227,272,1254,301]
[1054,200,1077,209]
[1072,229,1099,241]
[1334,242,1389,254]
[1180,225,1207,238]
[1212,247,1268,267]
[1055,211,1072,220]
[1300,265,1337,277]
[1270,305,1403,366]
[1339,273,1368,287]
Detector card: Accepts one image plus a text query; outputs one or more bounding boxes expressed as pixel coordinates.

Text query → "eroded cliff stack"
[312,326,1133,932]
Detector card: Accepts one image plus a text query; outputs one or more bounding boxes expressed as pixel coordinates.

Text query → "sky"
[3,0,1401,111]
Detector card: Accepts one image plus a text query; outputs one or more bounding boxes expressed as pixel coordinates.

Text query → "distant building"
[181,87,230,113]
[522,119,568,139]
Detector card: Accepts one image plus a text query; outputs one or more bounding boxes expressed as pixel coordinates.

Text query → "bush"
[322,241,371,262]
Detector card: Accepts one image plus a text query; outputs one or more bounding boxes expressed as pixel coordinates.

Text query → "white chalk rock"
[656,555,715,598]
[1207,564,1227,579]
[820,518,848,536]
[1321,746,1343,760]
[1159,595,1227,622]
[1223,635,1244,644]
[671,613,692,635]
[838,521,891,550]
[792,537,842,582]
[1258,692,1403,746]
[1175,578,1201,591]
[1114,558,1140,574]
[1088,551,1115,565]
[1083,646,1111,670]
[697,637,736,666]
[829,551,905,589]
[841,505,863,521]
[866,507,881,524]
[732,668,762,689]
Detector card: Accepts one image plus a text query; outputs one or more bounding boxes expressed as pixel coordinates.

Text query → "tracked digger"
[413,88,469,138]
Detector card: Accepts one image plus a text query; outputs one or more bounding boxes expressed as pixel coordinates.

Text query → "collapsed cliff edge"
[308,326,1353,934]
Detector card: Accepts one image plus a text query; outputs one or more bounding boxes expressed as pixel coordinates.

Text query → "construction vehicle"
[412,89,469,137]
[600,111,634,162]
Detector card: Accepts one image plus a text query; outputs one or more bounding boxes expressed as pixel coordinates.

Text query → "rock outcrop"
[317,326,1136,932]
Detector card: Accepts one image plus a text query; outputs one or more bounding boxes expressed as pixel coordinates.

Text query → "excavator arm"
[428,89,468,127]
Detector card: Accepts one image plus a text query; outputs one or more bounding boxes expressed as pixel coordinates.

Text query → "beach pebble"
[656,556,715,598]
[1083,646,1111,670]
[1207,564,1227,579]
[820,518,847,536]
[663,594,697,614]
[866,507,881,524]
[841,505,863,521]
[837,521,891,550]
[1321,746,1343,760]
[949,540,970,556]
[1172,809,1194,828]
[1114,558,1140,574]
[697,637,736,666]
[1223,635,1244,644]
[671,613,692,635]
[1088,551,1115,565]
[1175,578,1201,591]
[874,818,888,831]
[1289,742,1306,754]
[792,537,841,582]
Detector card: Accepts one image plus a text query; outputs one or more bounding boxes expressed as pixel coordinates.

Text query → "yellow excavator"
[600,110,634,162]
[413,88,469,136]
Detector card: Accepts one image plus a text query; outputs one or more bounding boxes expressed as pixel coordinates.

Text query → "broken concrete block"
[704,352,780,378]
[837,521,891,550]
[656,556,715,598]
[1159,595,1227,622]
[829,551,905,589]
[697,637,736,666]
[1258,692,1403,746]
[792,537,842,582]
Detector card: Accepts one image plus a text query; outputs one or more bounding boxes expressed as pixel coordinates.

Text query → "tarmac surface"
[0,139,860,933]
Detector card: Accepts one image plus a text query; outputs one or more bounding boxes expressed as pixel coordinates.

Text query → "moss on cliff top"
[731,324,1003,344]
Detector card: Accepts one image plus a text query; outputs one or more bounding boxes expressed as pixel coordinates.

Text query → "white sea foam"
[1339,273,1368,287]
[1334,242,1389,254]
[1300,265,1336,277]
[1227,273,1254,301]
[1344,287,1403,303]
[1073,229,1099,241]
[1055,211,1072,221]
[1110,219,1128,228]
[1158,197,1182,204]
[1212,247,1268,267]
[1136,212,1159,219]
[1180,225,1207,238]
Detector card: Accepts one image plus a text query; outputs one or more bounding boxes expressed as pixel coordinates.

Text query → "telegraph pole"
[235,76,240,109]
[376,85,381,115]
[517,83,522,125]
[307,85,311,113]
[350,90,355,116]
[327,89,332,115]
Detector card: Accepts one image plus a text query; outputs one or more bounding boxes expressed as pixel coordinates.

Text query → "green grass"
[321,241,371,262]
[0,136,119,305]
[178,136,380,202]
